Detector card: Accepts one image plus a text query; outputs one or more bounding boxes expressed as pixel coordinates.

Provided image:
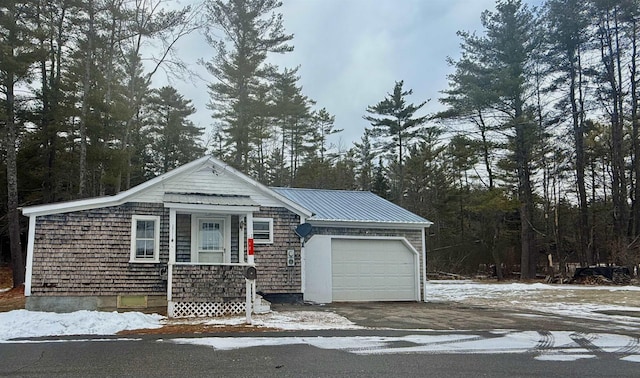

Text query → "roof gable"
[22,157,312,217]
[271,187,432,227]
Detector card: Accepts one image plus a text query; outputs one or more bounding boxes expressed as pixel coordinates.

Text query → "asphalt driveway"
[272,300,640,336]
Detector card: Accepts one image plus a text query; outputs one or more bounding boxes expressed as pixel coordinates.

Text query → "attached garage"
[331,238,419,302]
[271,187,433,304]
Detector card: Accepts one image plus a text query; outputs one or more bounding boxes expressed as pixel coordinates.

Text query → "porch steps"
[254,295,271,314]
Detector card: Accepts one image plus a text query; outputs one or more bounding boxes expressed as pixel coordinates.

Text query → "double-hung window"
[253,218,273,244]
[130,215,160,263]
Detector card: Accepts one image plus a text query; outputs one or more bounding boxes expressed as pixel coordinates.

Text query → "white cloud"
[157,0,542,147]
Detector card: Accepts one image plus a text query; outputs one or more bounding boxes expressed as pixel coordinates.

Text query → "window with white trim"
[253,218,273,244]
[130,215,160,262]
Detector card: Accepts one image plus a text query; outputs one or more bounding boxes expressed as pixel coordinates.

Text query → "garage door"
[331,239,418,301]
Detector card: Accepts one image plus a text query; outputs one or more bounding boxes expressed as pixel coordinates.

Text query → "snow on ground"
[2,281,640,341]
[426,280,640,329]
[0,288,10,294]
[0,310,359,341]
[168,311,362,331]
[0,310,163,341]
[170,331,640,362]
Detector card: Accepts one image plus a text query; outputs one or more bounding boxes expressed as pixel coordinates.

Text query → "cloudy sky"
[163,0,543,149]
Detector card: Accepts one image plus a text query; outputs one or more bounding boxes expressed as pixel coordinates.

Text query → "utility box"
[287,249,295,266]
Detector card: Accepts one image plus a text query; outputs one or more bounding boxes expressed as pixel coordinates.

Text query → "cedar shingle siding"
[175,213,191,262]
[31,203,168,296]
[30,203,303,299]
[253,207,301,294]
[171,265,246,302]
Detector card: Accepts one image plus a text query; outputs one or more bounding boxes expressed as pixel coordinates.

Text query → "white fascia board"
[210,159,313,218]
[308,219,433,230]
[24,215,36,296]
[164,202,260,214]
[22,156,212,217]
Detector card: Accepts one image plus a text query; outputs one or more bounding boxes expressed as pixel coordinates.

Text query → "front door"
[196,218,225,263]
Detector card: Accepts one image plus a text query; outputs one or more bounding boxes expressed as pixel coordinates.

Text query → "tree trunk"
[570,47,590,265]
[631,18,640,237]
[79,0,95,197]
[5,74,25,287]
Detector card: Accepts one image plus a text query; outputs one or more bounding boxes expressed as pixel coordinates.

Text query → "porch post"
[239,215,245,264]
[246,212,254,265]
[168,208,176,303]
[246,212,256,308]
[246,279,252,324]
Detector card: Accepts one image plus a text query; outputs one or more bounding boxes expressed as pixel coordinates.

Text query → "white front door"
[195,218,225,263]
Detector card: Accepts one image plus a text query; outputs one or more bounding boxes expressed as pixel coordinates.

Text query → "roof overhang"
[163,193,261,213]
[164,203,260,214]
[307,219,433,230]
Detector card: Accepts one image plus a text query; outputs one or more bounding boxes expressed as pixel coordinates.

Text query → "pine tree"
[203,0,293,171]
[309,107,341,161]
[270,67,314,185]
[144,86,204,177]
[0,0,40,287]
[371,158,389,199]
[448,0,542,279]
[353,129,375,191]
[364,80,428,205]
[545,0,592,264]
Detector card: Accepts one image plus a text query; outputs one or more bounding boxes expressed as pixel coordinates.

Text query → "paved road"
[2,329,639,377]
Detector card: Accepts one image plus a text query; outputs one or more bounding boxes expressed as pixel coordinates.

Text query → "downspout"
[299,216,306,296]
[422,227,427,302]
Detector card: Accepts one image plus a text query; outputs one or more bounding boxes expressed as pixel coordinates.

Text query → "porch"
[163,193,263,317]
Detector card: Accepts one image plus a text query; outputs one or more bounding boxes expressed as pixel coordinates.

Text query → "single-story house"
[21,156,433,317]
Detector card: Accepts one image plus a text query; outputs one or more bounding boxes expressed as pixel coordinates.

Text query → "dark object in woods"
[573,266,631,285]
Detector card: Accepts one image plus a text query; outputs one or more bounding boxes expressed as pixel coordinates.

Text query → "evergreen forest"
[2,0,640,285]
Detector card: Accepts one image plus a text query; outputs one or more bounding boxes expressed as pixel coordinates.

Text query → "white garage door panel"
[331,239,417,301]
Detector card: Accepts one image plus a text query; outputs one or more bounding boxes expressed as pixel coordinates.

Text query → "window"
[253,218,273,244]
[130,215,160,262]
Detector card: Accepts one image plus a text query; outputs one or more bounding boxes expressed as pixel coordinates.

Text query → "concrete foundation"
[26,295,167,314]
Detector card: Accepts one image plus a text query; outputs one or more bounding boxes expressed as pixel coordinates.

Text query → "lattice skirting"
[168,301,246,318]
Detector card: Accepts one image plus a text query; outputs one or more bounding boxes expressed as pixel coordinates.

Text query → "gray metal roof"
[163,192,259,207]
[271,188,432,226]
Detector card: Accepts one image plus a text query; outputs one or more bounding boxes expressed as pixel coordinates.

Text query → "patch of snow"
[0,310,163,341]
[622,355,640,363]
[5,338,142,344]
[535,354,597,361]
[425,281,640,329]
[0,309,357,342]
[251,311,362,330]
[0,288,10,293]
[170,331,640,362]
[170,311,362,330]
